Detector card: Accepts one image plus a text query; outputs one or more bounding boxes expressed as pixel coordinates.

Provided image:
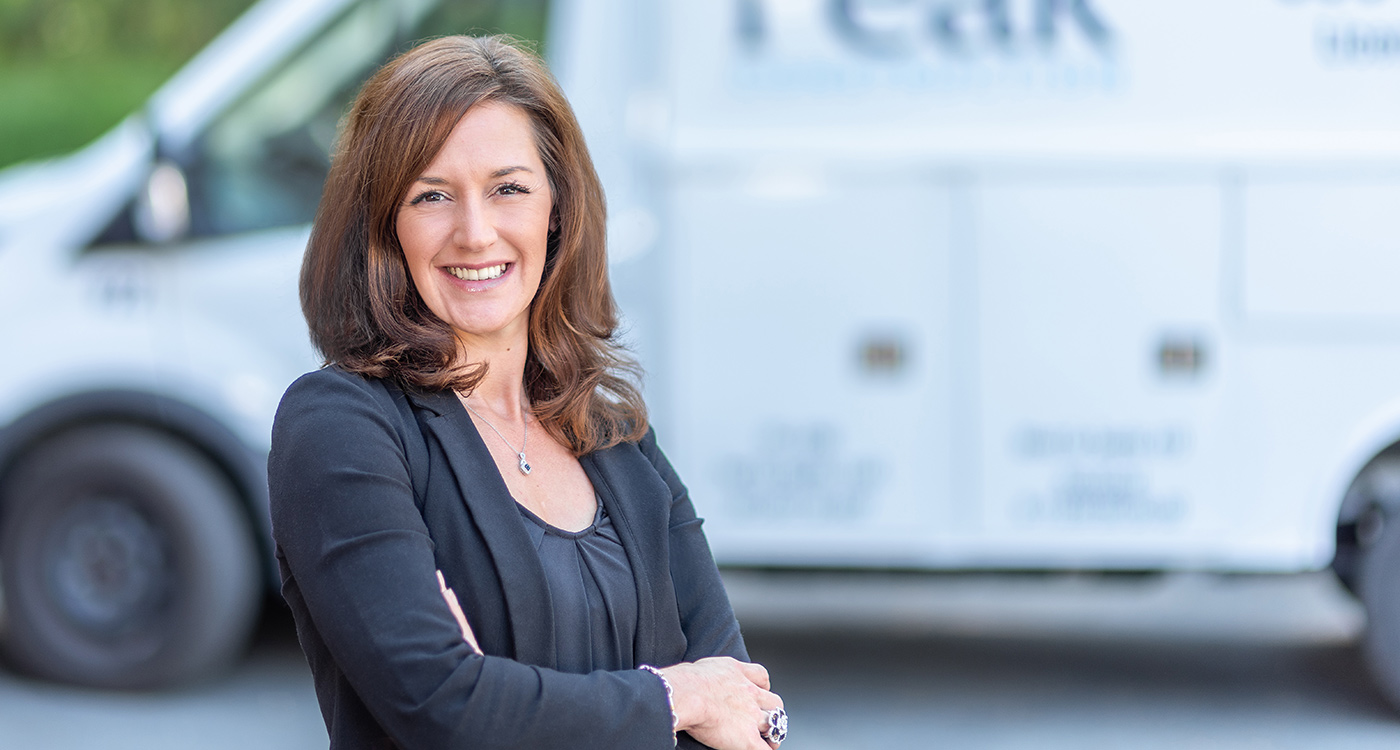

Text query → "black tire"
[0,425,260,689]
[1335,456,1400,597]
[1362,507,1400,710]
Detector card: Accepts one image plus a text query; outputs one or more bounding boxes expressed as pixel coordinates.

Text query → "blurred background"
[6,0,1400,747]
[0,0,252,169]
[0,0,547,168]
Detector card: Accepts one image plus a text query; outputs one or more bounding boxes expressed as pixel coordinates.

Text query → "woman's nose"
[453,200,498,250]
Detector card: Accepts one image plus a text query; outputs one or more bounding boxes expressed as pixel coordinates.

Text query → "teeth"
[449,264,507,281]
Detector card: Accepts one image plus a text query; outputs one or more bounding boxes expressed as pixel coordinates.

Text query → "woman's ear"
[549,209,560,234]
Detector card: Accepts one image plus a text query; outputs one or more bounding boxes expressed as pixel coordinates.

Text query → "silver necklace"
[463,401,532,475]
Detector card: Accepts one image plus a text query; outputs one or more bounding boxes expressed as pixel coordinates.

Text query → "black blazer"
[269,368,748,750]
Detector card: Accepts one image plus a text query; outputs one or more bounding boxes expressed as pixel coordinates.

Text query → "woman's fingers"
[739,660,771,690]
[662,657,785,750]
[754,681,786,749]
[747,661,784,747]
[437,570,482,654]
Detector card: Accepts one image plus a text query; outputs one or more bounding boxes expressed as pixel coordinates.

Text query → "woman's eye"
[496,182,531,197]
[409,190,447,205]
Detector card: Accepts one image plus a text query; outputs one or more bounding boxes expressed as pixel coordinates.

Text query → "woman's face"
[396,101,554,352]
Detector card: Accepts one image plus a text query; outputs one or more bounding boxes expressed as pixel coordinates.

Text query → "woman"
[268,35,786,750]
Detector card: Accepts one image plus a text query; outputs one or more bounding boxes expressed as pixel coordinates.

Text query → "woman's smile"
[445,263,510,283]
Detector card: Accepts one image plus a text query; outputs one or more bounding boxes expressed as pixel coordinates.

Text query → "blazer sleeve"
[269,370,676,750]
[638,428,749,663]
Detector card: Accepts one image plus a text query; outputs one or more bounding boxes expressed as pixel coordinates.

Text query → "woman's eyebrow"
[414,166,534,184]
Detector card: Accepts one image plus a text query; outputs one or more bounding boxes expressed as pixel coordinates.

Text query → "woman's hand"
[437,570,482,654]
[660,657,784,750]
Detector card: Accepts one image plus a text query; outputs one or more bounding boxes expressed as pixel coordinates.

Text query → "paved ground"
[729,570,1399,750]
[3,571,1399,749]
[0,606,323,750]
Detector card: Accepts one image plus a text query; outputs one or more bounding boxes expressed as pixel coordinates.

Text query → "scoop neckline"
[515,497,603,539]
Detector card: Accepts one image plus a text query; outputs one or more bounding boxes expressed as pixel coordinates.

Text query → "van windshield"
[182,0,549,238]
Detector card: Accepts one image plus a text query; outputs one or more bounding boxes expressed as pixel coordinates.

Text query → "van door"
[974,180,1225,565]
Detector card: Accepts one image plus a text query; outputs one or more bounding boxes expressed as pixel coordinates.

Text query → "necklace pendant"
[518,453,532,475]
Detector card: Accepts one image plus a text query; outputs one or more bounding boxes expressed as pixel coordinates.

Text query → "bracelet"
[637,664,679,744]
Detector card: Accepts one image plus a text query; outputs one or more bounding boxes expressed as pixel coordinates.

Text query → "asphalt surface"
[4,571,1399,750]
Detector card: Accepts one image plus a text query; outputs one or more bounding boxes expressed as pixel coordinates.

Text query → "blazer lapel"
[405,388,557,668]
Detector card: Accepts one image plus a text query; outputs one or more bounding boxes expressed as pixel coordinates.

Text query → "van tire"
[1337,455,1400,597]
[1361,507,1400,710]
[0,425,260,688]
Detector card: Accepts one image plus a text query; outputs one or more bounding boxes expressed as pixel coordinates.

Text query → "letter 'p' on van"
[6,0,1400,708]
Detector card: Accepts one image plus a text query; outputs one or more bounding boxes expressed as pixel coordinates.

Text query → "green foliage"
[0,58,165,168]
[0,0,255,65]
[413,0,550,50]
[0,0,550,170]
[0,0,256,168]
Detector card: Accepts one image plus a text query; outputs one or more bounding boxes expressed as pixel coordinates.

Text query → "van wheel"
[0,425,259,688]
[1361,506,1400,709]
[1336,455,1400,596]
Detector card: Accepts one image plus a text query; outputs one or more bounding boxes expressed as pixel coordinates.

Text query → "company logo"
[738,0,1115,59]
[728,0,1122,96]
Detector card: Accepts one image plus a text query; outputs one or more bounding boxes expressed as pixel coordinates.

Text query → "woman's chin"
[447,312,530,345]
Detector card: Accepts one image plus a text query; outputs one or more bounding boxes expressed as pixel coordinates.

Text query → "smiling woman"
[273,35,786,750]
[297,33,635,452]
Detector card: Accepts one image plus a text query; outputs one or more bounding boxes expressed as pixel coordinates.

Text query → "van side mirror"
[133,160,191,244]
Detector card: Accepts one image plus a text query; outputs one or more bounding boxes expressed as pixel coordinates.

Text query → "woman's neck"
[456,329,530,420]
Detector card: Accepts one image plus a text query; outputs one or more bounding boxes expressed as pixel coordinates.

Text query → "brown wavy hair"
[300,35,647,455]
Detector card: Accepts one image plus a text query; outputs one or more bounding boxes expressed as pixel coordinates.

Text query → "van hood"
[0,118,153,253]
[0,159,77,234]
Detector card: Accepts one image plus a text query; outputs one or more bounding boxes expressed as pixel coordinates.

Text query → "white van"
[6,0,1400,702]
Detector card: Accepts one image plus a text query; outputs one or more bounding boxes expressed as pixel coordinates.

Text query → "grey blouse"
[516,498,638,673]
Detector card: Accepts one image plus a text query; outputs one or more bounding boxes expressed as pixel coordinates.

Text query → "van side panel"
[548,0,1400,570]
